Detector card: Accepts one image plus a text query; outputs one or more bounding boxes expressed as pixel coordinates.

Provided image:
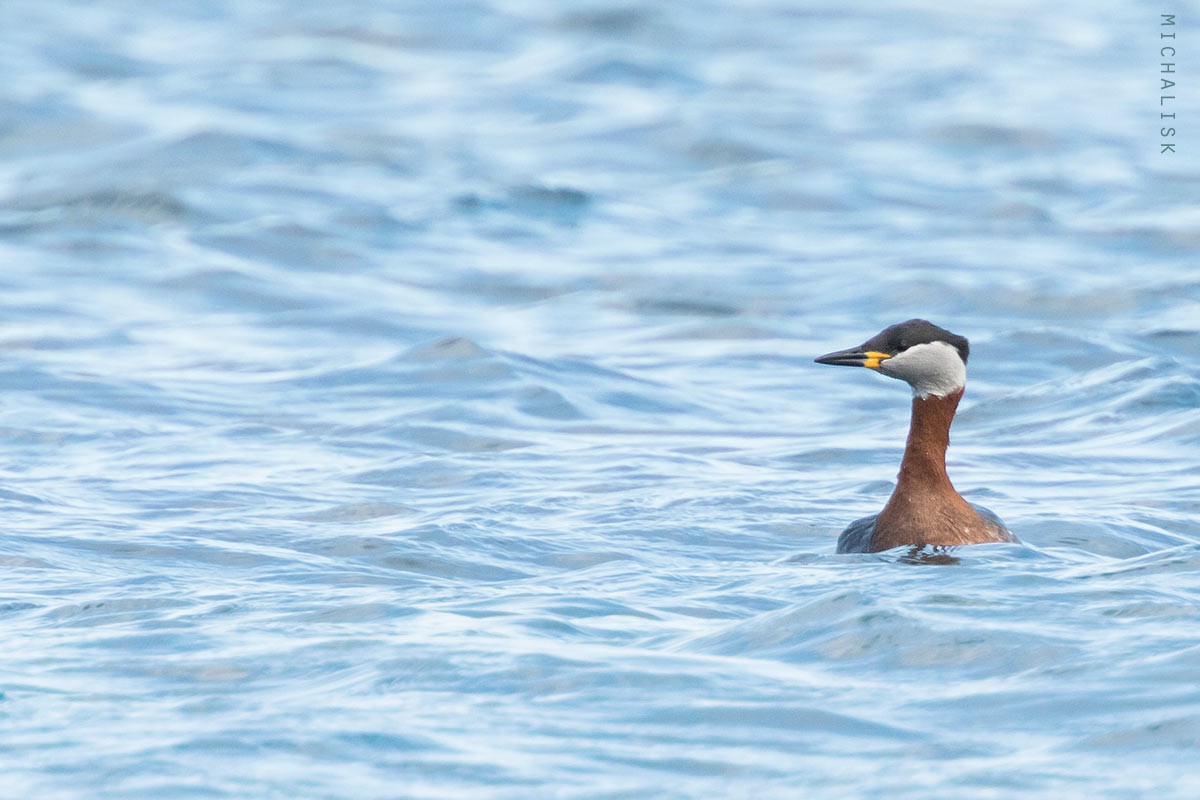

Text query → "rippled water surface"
[2,1,1199,797]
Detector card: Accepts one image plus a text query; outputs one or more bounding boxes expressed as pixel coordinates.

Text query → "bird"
[814,319,1017,553]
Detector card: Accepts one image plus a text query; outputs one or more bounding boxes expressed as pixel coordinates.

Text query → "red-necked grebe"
[815,319,1017,553]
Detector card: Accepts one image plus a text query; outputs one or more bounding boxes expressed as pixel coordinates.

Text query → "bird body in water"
[815,319,1017,553]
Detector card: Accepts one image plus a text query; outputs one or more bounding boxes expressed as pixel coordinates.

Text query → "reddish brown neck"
[895,387,963,491]
[868,384,1017,551]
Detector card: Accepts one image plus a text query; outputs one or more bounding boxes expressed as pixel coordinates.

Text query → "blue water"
[2,1,1199,797]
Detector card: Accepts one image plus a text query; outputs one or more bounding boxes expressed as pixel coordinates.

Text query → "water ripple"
[1,1,1197,798]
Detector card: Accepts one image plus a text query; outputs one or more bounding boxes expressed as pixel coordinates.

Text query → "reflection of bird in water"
[815,319,1017,554]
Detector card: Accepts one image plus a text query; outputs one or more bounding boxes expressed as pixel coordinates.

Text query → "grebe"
[815,319,1017,553]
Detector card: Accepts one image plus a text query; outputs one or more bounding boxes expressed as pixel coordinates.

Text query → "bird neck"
[896,387,963,488]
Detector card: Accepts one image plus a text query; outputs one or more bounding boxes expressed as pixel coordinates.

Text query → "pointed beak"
[814,348,893,370]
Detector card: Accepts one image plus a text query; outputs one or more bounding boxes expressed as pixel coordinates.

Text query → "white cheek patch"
[879,341,966,398]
